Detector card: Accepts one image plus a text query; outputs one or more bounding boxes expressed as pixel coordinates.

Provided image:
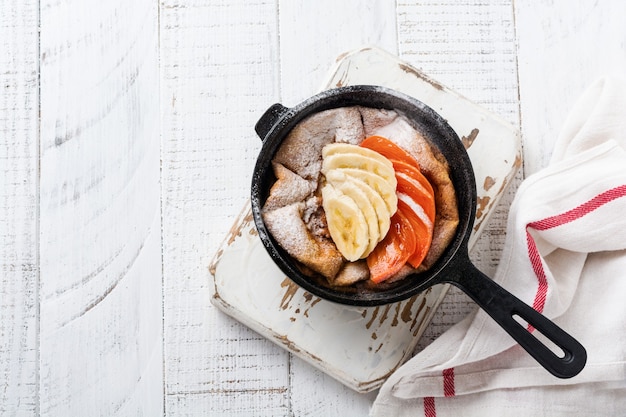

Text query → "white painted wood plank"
[276,2,399,414]
[159,1,291,416]
[397,0,519,123]
[0,1,39,415]
[396,0,522,352]
[278,0,399,105]
[289,357,379,417]
[38,1,163,416]
[515,0,626,175]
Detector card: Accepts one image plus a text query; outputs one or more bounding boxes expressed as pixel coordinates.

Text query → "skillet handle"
[255,103,290,140]
[449,256,587,379]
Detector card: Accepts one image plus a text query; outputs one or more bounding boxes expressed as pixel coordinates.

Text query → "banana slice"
[325,171,380,256]
[322,152,396,184]
[321,184,369,261]
[323,142,393,164]
[338,167,398,215]
[348,176,392,240]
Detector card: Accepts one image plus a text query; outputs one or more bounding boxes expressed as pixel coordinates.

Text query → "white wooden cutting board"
[209,47,520,393]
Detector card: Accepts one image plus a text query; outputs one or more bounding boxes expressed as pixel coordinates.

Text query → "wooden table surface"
[1,1,625,416]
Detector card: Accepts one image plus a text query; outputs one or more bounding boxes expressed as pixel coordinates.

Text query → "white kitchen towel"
[371,77,626,417]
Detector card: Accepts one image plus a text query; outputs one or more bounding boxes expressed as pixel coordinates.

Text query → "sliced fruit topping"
[396,172,435,224]
[321,184,369,262]
[360,135,437,281]
[322,152,396,184]
[397,199,433,268]
[391,159,434,197]
[333,168,398,214]
[320,137,437,279]
[360,135,420,169]
[322,142,393,162]
[321,142,399,261]
[329,173,380,256]
[336,173,392,240]
[367,210,416,284]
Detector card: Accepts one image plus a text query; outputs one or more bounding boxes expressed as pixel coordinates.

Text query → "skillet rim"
[251,85,477,306]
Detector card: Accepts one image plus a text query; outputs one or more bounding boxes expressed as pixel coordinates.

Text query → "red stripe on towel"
[424,396,436,417]
[525,232,548,320]
[443,368,455,397]
[525,184,626,328]
[529,184,626,231]
[422,369,454,416]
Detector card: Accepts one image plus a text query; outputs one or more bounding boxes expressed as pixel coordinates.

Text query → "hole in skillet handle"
[446,253,587,379]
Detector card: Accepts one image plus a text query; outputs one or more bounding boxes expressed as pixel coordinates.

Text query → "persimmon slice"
[362,134,437,276]
[391,159,434,198]
[360,135,420,169]
[397,199,433,268]
[367,210,416,284]
[396,173,436,224]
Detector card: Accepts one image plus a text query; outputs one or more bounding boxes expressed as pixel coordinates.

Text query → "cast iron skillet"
[251,85,586,379]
